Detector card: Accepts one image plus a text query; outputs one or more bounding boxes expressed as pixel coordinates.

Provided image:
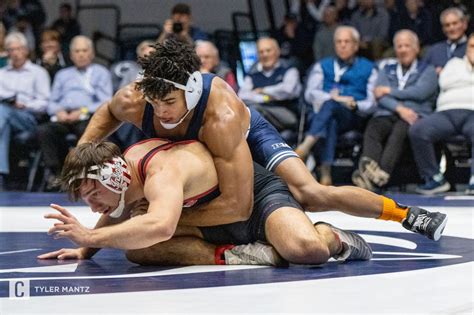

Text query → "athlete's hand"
[37,248,86,260]
[44,204,94,247]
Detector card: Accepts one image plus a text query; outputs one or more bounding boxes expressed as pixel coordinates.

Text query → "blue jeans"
[0,104,38,174]
[306,100,362,164]
[409,109,474,180]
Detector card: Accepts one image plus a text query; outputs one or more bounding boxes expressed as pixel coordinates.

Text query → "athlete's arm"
[78,83,144,145]
[179,81,254,226]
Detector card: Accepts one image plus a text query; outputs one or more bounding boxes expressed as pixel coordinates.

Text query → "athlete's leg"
[126,236,217,266]
[264,206,336,264]
[265,206,372,264]
[125,226,216,265]
[276,157,384,217]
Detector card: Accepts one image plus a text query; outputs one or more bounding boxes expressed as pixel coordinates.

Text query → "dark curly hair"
[136,38,200,100]
[59,142,123,201]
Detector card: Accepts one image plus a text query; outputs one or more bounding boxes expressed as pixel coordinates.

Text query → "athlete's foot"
[224,242,287,266]
[402,207,448,241]
[315,222,372,261]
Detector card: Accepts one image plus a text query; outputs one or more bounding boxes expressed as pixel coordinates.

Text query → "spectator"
[238,37,302,134]
[409,33,474,195]
[37,35,112,190]
[352,30,438,191]
[350,0,390,60]
[290,0,332,27]
[51,2,81,56]
[195,40,238,92]
[295,26,377,185]
[423,7,468,74]
[0,22,7,67]
[313,6,339,62]
[36,29,68,81]
[158,3,208,45]
[0,32,50,191]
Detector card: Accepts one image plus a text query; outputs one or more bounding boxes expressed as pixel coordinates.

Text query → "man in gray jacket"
[353,30,438,191]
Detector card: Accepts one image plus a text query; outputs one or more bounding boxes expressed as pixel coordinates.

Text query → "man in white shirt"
[0,32,50,190]
[238,37,302,133]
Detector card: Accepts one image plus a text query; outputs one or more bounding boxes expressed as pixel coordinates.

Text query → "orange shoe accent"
[379,197,408,223]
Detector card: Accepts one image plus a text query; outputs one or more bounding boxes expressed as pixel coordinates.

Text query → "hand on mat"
[44,203,93,247]
[37,248,86,260]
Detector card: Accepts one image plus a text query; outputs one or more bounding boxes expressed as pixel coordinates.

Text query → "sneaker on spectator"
[415,174,450,195]
[352,169,374,191]
[466,184,474,195]
[402,207,448,241]
[359,157,390,187]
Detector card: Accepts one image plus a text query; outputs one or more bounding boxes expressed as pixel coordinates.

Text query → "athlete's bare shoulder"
[203,76,249,136]
[111,82,147,124]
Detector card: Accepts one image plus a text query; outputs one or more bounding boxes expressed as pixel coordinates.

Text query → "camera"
[172,22,183,34]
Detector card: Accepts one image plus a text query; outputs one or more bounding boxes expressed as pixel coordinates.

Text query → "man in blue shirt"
[295,26,377,185]
[423,7,468,74]
[0,32,50,191]
[37,35,112,190]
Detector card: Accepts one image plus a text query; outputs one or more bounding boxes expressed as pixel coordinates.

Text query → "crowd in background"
[0,0,472,195]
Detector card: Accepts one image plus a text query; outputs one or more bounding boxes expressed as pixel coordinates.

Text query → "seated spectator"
[295,26,377,185]
[352,30,438,191]
[0,32,50,190]
[111,39,155,91]
[38,35,112,190]
[350,0,389,60]
[51,2,81,56]
[36,29,69,81]
[238,37,302,133]
[158,3,208,45]
[195,40,238,92]
[0,22,7,67]
[313,6,339,62]
[409,33,474,195]
[423,7,468,74]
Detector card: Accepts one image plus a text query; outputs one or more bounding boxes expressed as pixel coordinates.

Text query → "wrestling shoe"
[402,207,448,241]
[315,222,372,261]
[224,242,287,266]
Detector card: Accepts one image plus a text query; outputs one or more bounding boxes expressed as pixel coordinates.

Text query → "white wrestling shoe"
[315,222,373,261]
[224,242,287,266]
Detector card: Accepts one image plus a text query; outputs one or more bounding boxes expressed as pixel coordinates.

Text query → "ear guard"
[157,71,203,110]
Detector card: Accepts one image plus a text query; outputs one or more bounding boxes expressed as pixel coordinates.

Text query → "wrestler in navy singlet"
[199,162,303,245]
[141,73,298,171]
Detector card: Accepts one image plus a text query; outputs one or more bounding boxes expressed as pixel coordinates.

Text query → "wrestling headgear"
[72,157,131,218]
[152,71,203,129]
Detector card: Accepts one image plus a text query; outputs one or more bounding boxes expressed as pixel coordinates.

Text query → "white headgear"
[152,71,203,129]
[71,157,131,218]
